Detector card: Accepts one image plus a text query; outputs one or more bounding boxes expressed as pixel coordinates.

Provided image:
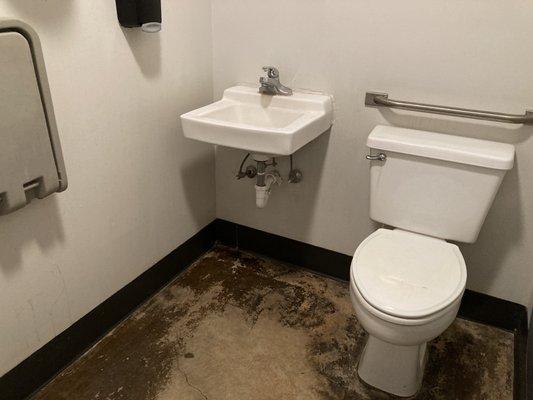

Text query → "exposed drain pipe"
[255,157,267,187]
[236,153,299,208]
[255,171,282,208]
[252,154,281,208]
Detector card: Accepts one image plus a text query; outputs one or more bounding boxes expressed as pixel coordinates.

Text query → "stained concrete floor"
[32,246,514,400]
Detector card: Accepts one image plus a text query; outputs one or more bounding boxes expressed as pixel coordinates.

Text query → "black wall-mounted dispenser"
[116,0,162,33]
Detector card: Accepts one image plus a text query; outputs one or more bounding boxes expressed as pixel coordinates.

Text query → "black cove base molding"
[0,219,528,400]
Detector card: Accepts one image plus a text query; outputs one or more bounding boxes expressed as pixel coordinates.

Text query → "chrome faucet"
[259,66,293,96]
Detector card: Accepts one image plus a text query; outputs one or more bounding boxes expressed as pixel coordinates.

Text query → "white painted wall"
[2,0,533,379]
[212,1,533,312]
[0,0,215,376]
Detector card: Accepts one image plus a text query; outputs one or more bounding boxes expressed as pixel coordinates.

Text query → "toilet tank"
[367,126,515,243]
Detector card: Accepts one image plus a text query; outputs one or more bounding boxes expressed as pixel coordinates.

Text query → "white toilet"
[351,125,515,397]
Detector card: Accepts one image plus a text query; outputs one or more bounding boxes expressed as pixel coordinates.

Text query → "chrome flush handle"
[365,153,387,161]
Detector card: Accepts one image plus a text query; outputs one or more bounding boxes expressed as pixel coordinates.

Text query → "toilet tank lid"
[367,125,515,170]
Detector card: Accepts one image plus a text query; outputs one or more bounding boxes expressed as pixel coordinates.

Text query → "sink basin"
[180,85,333,155]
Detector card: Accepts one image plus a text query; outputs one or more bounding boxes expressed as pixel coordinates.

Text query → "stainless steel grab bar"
[365,92,533,125]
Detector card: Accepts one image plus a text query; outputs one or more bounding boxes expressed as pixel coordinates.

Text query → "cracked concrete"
[32,246,514,400]
[175,358,208,400]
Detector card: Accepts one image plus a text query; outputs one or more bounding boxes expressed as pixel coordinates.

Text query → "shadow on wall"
[460,161,523,290]
[180,150,216,226]
[121,28,162,79]
[278,130,331,238]
[378,108,532,145]
[0,196,65,277]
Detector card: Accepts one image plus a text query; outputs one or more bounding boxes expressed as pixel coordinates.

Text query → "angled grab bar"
[365,92,533,125]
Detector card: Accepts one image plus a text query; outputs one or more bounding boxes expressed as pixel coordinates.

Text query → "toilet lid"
[352,229,467,319]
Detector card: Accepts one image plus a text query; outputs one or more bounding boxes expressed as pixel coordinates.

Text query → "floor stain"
[32,246,514,400]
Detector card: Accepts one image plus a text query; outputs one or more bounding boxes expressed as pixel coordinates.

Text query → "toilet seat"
[351,229,467,319]
[350,279,463,327]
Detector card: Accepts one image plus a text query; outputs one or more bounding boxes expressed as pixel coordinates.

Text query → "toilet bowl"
[351,228,466,397]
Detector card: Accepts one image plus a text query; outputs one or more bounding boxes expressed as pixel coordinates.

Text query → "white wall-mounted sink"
[181,85,333,155]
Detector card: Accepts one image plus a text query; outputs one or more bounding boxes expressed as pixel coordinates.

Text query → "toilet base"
[358,335,427,397]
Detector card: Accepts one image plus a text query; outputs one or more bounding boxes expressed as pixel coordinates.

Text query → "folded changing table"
[0,20,67,215]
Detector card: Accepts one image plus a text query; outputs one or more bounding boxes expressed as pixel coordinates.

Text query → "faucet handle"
[262,66,279,79]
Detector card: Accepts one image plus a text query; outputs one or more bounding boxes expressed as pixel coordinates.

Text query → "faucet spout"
[259,66,293,96]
